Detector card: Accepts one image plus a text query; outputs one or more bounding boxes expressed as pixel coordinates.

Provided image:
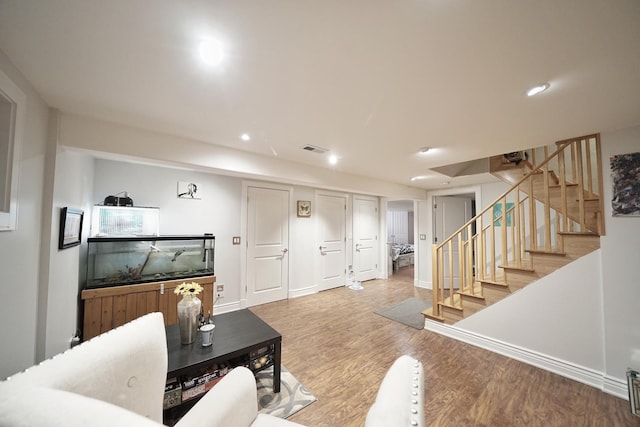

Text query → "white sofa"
[0,312,424,427]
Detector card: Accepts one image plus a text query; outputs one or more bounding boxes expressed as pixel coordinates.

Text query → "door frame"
[315,190,349,291]
[381,198,419,281]
[352,194,380,282]
[425,185,482,290]
[241,180,294,307]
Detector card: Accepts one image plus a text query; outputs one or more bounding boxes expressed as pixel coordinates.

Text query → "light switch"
[233,236,241,245]
[420,234,426,240]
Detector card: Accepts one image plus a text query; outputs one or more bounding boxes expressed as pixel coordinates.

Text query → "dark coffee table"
[164,309,282,422]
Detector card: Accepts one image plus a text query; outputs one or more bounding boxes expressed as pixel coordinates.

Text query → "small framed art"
[178,181,201,199]
[297,200,311,217]
[59,207,84,249]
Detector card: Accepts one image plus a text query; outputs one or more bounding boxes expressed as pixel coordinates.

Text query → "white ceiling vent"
[302,145,328,154]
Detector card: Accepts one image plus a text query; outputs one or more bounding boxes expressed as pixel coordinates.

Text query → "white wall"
[457,250,605,371]
[59,113,425,200]
[289,186,317,297]
[45,147,94,358]
[93,159,243,305]
[92,161,371,307]
[439,128,640,393]
[0,50,49,379]
[600,125,640,383]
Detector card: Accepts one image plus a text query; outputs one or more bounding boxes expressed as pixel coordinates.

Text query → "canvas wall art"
[610,152,640,216]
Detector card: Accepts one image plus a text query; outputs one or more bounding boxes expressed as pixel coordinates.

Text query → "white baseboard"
[415,280,431,289]
[213,300,242,314]
[289,286,317,299]
[426,320,629,400]
[604,374,630,399]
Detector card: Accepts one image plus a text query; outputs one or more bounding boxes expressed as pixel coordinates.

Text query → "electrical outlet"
[216,284,225,298]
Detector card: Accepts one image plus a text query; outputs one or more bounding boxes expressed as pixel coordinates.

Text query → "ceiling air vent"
[302,145,328,154]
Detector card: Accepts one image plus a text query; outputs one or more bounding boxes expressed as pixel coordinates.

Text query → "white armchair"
[0,312,301,427]
[0,312,424,427]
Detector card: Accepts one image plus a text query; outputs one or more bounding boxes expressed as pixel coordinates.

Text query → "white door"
[433,196,473,288]
[353,196,379,282]
[246,186,290,306]
[316,193,347,291]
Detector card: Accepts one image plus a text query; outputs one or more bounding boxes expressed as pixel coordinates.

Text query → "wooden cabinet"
[81,275,215,341]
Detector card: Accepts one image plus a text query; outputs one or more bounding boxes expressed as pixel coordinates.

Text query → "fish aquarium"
[86,235,215,288]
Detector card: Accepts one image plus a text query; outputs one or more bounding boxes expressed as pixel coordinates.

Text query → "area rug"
[374,297,431,330]
[256,365,316,419]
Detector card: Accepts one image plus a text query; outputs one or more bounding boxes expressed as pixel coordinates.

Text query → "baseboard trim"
[289,286,316,299]
[603,374,630,399]
[415,280,431,289]
[425,320,628,400]
[214,301,242,314]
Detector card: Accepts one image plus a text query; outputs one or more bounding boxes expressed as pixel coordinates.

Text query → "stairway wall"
[600,125,640,389]
[456,250,604,372]
[428,126,640,396]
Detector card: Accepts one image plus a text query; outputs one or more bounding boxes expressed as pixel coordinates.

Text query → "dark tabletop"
[166,308,281,376]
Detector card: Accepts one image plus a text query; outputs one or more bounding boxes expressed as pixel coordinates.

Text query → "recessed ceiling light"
[411,175,428,181]
[418,147,431,154]
[240,133,251,141]
[526,82,550,97]
[328,154,338,165]
[198,39,224,66]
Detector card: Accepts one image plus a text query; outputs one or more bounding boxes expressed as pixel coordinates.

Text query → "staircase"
[424,134,605,324]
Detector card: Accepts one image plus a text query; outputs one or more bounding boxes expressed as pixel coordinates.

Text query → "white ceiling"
[1,0,639,190]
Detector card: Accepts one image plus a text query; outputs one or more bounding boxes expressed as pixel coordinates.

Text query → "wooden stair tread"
[526,248,566,256]
[558,231,599,236]
[478,278,509,287]
[459,282,484,300]
[422,307,445,322]
[439,294,463,310]
[499,263,535,272]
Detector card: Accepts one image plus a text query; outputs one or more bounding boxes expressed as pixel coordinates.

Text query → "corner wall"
[600,125,640,387]
[0,50,49,378]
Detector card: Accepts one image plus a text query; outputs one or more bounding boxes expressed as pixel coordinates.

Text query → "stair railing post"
[432,244,440,317]
[595,134,605,235]
[575,140,587,230]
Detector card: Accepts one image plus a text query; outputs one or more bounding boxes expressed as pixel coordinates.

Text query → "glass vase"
[177,294,201,345]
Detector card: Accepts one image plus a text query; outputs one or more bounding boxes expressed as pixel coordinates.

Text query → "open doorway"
[387,200,415,280]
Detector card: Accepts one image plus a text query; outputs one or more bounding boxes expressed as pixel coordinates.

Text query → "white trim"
[241,180,294,305]
[314,190,349,292]
[416,280,430,289]
[0,70,26,231]
[426,320,628,400]
[603,374,630,400]
[289,286,317,299]
[213,301,242,314]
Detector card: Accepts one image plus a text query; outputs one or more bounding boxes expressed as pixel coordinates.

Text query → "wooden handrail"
[430,135,603,319]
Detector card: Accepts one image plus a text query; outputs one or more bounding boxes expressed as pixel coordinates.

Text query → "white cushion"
[0,386,162,427]
[1,313,167,423]
[365,355,424,427]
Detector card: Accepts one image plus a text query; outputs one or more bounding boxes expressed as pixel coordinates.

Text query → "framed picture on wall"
[610,152,640,216]
[177,181,201,199]
[59,207,84,249]
[297,200,311,217]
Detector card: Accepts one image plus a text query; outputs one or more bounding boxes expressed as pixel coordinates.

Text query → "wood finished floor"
[250,267,639,427]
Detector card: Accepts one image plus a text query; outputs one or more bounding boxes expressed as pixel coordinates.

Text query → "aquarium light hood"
[103,191,133,207]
